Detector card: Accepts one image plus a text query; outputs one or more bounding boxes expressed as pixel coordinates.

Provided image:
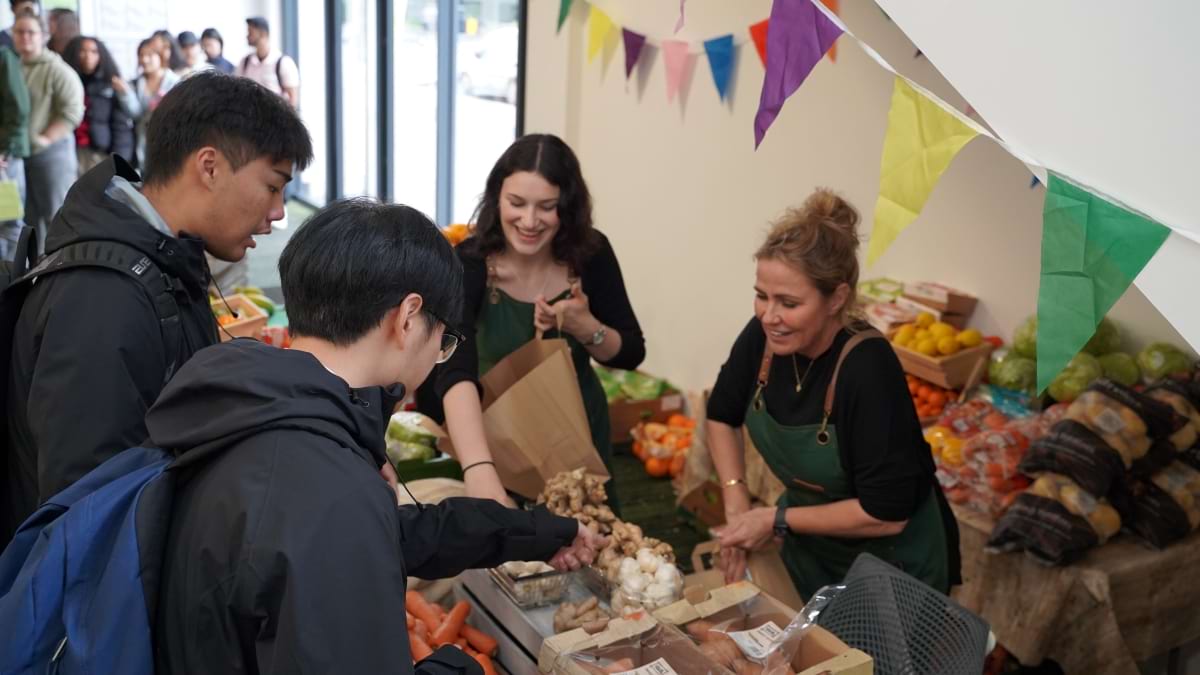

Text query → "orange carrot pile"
[405,592,500,671]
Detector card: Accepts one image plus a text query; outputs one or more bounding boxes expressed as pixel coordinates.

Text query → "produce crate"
[212,293,269,342]
[609,387,685,445]
[891,342,993,391]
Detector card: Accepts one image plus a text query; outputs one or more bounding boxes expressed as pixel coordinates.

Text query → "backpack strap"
[16,240,184,383]
[814,328,887,445]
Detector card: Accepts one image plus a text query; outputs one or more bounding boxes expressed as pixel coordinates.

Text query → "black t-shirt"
[707,318,936,522]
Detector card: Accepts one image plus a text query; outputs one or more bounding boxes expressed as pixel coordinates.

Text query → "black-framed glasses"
[426,310,465,364]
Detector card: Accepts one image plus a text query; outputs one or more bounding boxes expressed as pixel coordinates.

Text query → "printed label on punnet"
[728,621,784,660]
[612,658,679,675]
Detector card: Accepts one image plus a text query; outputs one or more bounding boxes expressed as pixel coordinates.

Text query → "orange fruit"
[908,381,920,396]
[632,440,647,461]
[927,391,947,408]
[917,385,933,401]
[669,453,686,478]
[645,457,671,478]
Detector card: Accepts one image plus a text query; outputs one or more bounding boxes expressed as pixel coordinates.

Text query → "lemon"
[937,336,961,356]
[930,322,957,339]
[914,329,932,343]
[915,312,935,329]
[916,338,938,357]
[893,333,913,348]
[895,324,917,342]
[957,329,983,348]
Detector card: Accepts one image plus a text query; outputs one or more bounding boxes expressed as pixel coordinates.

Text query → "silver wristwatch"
[586,326,608,346]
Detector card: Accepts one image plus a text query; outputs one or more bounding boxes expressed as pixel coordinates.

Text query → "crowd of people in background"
[0,0,300,260]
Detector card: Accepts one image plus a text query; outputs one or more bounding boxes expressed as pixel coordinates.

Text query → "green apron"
[476,286,618,511]
[744,333,949,601]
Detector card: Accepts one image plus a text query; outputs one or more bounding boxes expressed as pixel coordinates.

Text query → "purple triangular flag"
[754,0,844,148]
[623,29,646,79]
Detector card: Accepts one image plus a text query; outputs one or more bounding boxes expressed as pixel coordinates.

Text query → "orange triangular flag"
[820,0,839,62]
[749,19,768,67]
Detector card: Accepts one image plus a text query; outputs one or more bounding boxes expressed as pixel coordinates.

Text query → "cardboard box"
[539,614,733,674]
[862,301,919,335]
[678,481,726,528]
[654,581,874,675]
[902,281,977,316]
[690,541,806,619]
[890,341,993,391]
[212,293,268,342]
[893,296,970,330]
[858,277,904,304]
[608,386,685,445]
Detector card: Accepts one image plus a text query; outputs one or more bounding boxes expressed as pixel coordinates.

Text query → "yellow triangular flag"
[867,77,980,265]
[587,6,615,63]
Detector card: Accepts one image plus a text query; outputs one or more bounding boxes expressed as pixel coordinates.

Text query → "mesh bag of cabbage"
[812,554,991,675]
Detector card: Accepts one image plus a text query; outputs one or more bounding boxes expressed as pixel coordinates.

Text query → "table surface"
[952,506,1200,674]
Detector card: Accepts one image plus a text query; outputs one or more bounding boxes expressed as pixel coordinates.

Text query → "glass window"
[295,1,329,206]
[341,0,380,198]
[453,0,520,223]
[392,0,440,218]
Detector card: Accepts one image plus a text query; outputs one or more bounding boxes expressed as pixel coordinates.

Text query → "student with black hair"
[237,16,299,108]
[116,37,180,168]
[63,35,134,173]
[418,134,646,509]
[151,29,187,74]
[152,198,605,674]
[46,7,76,55]
[1,71,313,544]
[175,31,211,76]
[200,27,234,74]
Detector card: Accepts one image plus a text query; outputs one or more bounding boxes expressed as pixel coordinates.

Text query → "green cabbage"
[1098,352,1140,387]
[1137,343,1193,381]
[989,352,1037,394]
[595,367,623,403]
[1083,318,1122,356]
[387,412,437,447]
[620,371,668,401]
[386,440,435,465]
[1047,352,1103,402]
[1013,316,1038,359]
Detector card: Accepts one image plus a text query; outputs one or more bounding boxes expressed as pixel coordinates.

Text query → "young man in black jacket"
[1,71,312,543]
[151,199,603,674]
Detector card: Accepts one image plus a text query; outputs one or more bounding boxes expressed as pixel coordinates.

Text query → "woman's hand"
[719,545,749,585]
[550,522,608,571]
[463,463,517,508]
[534,283,598,339]
[380,462,399,491]
[718,506,778,553]
[111,76,127,95]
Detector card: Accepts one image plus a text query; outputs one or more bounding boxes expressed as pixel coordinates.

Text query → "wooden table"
[951,506,1200,674]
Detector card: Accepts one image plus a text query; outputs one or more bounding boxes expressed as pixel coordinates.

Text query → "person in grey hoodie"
[12,10,82,251]
[0,40,30,260]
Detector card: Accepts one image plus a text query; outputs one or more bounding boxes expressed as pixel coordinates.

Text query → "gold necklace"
[792,354,815,394]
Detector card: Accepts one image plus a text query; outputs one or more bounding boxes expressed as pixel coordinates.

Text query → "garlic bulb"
[654,562,682,591]
[636,548,660,574]
[619,557,641,579]
[643,582,675,609]
[621,573,648,596]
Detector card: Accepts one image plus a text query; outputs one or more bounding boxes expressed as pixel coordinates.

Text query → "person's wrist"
[574,315,602,343]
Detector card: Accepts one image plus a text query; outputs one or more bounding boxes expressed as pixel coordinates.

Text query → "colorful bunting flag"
[1031,175,1041,189]
[1036,175,1171,393]
[557,0,573,33]
[754,0,844,148]
[749,19,769,67]
[867,77,980,265]
[622,29,646,80]
[662,40,691,102]
[820,0,839,62]
[587,5,615,63]
[675,0,687,34]
[704,35,735,101]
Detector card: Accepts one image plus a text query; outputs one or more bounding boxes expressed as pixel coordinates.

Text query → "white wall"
[524,0,1188,394]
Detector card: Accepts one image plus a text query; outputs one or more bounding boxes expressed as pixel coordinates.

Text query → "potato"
[686,620,716,641]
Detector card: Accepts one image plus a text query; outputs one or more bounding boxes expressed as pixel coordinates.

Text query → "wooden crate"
[891,342,993,391]
[212,293,268,342]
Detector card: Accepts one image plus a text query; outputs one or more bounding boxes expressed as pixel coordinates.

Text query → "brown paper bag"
[476,336,609,499]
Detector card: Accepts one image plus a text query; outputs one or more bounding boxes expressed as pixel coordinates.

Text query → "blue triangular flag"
[1031,175,1041,189]
[704,34,735,101]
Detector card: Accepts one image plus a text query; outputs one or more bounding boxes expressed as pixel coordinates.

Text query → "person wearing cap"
[236,17,298,109]
[200,28,234,74]
[176,31,212,77]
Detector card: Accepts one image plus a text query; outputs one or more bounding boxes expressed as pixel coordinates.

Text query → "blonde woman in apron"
[708,189,960,600]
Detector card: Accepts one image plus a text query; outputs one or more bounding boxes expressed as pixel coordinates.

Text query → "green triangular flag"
[1036,174,1171,393]
[557,0,574,32]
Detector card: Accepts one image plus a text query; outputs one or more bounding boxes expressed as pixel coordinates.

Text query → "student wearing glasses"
[418,134,646,510]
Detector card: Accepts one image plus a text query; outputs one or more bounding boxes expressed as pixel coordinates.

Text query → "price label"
[727,621,784,661]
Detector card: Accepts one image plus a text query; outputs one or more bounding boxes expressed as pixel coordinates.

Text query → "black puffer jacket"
[1,156,217,543]
[81,75,135,161]
[150,339,579,673]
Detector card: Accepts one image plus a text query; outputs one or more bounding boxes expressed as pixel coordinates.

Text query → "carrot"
[405,592,442,632]
[472,651,499,675]
[431,601,471,646]
[461,625,498,657]
[406,612,415,630]
[409,631,434,661]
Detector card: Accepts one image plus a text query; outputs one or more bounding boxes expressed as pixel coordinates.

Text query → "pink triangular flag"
[623,29,646,79]
[662,40,691,102]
